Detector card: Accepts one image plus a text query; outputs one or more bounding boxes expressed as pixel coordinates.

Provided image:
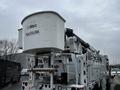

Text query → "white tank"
[21,11,65,53]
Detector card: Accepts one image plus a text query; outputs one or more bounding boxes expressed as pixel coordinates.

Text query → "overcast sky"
[0,0,120,64]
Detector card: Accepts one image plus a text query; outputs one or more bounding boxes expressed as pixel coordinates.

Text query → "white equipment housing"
[18,11,109,90]
[20,11,65,53]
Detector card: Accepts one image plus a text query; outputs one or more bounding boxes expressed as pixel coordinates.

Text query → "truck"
[18,11,109,90]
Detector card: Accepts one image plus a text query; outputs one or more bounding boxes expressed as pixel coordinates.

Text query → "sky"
[0,0,120,64]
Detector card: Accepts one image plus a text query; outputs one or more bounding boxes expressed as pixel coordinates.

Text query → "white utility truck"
[18,11,109,90]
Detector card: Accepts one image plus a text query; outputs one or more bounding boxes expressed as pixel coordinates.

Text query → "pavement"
[1,75,29,90]
[1,82,21,90]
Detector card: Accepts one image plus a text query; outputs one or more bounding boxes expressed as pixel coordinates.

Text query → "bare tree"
[0,39,18,59]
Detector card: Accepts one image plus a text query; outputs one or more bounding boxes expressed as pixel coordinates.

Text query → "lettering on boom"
[26,30,39,36]
[27,24,37,29]
[25,24,39,36]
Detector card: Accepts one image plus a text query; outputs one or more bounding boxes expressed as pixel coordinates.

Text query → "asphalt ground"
[1,82,21,90]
